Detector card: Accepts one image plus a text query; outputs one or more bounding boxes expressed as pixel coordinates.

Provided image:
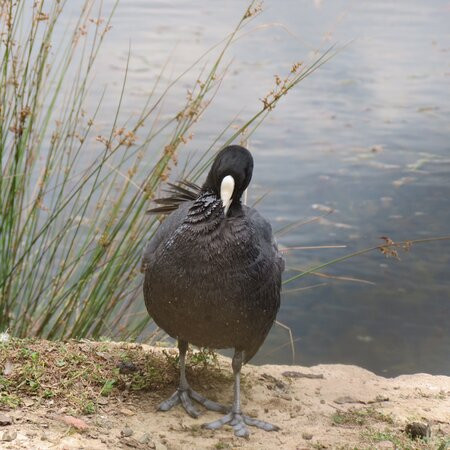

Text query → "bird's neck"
[227,200,244,218]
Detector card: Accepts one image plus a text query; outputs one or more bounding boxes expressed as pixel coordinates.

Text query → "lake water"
[65,0,450,376]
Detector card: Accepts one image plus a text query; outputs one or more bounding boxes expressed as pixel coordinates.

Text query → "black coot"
[142,145,284,437]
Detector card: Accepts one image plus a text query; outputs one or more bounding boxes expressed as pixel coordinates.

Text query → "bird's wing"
[141,201,192,273]
[241,207,284,363]
[146,180,201,214]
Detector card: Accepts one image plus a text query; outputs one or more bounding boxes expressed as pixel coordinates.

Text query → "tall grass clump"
[0,0,335,341]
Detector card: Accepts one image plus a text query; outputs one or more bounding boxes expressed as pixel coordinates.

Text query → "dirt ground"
[0,342,449,449]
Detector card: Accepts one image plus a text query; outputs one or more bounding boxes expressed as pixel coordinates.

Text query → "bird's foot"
[158,387,229,418]
[202,411,280,438]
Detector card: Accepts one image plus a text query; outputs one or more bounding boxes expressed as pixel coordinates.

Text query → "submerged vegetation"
[0,0,334,340]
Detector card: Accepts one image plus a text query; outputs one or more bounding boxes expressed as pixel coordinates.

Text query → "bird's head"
[203,145,253,216]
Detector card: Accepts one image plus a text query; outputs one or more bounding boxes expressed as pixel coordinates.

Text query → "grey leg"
[158,340,228,418]
[202,350,280,438]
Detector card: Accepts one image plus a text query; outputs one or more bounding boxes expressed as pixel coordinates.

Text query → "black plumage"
[142,145,284,437]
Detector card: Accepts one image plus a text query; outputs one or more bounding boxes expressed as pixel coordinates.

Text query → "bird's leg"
[158,340,228,418]
[202,350,280,438]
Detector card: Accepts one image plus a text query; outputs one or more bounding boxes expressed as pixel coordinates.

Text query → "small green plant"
[332,407,393,427]
[189,348,218,368]
[100,379,116,396]
[0,393,21,408]
[130,365,162,391]
[27,380,40,391]
[43,389,55,399]
[83,400,96,415]
[362,427,445,450]
[333,410,365,426]
[365,430,401,444]
[20,348,39,361]
[162,350,180,368]
[0,375,10,389]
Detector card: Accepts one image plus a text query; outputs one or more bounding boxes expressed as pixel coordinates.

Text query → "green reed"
[0,0,336,340]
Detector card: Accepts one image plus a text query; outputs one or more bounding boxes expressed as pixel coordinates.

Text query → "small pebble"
[0,414,12,426]
[61,415,89,430]
[1,430,17,442]
[41,433,58,444]
[22,398,35,407]
[302,432,313,440]
[121,427,133,438]
[139,433,153,445]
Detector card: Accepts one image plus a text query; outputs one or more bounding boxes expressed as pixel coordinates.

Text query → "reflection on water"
[65,0,449,375]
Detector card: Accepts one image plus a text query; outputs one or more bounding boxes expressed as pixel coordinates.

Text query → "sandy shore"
[0,344,449,449]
